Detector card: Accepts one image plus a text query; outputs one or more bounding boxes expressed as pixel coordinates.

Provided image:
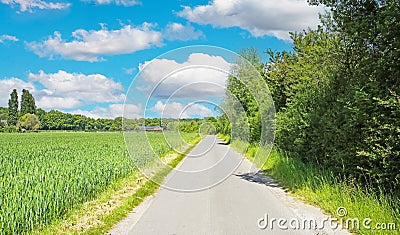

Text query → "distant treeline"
[32,109,216,132]
[0,105,218,133]
[1,87,218,133]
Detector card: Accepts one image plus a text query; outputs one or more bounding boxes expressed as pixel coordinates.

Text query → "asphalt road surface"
[110,135,349,235]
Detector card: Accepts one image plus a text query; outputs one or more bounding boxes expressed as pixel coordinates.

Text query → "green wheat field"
[0,132,196,234]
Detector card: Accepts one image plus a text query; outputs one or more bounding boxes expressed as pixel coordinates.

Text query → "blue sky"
[0,0,322,119]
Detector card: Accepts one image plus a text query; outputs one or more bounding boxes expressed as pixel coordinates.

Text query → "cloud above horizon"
[0,70,124,110]
[0,35,19,43]
[82,0,140,7]
[69,103,142,119]
[137,53,230,100]
[26,23,163,62]
[177,0,322,40]
[29,70,125,109]
[1,0,70,13]
[164,23,203,41]
[26,22,205,62]
[151,100,214,119]
[0,78,36,106]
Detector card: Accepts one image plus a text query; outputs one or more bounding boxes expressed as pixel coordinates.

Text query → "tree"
[0,107,8,121]
[7,89,18,126]
[20,113,40,131]
[110,117,123,131]
[304,0,400,193]
[35,108,46,126]
[20,89,36,116]
[223,48,275,144]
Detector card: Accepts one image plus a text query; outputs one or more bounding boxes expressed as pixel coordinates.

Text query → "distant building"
[139,126,163,131]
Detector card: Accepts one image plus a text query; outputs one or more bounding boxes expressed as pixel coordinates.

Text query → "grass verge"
[32,136,201,235]
[227,138,400,235]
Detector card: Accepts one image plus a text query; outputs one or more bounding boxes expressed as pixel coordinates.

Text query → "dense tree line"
[219,0,399,196]
[220,48,272,144]
[0,90,213,133]
[37,110,122,131]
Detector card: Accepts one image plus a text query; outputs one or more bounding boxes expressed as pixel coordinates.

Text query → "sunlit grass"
[228,138,400,235]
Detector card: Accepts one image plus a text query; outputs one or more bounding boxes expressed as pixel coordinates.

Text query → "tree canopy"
[20,113,40,131]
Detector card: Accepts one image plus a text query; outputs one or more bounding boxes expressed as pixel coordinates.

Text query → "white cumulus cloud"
[0,78,35,107]
[164,22,203,41]
[0,73,140,119]
[70,103,142,119]
[0,35,19,43]
[151,100,214,119]
[26,23,163,62]
[28,70,125,109]
[1,0,70,12]
[37,96,83,109]
[123,67,136,75]
[177,0,322,40]
[138,53,230,99]
[83,0,140,6]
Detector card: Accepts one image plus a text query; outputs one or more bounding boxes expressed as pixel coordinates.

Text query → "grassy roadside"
[32,136,201,235]
[219,135,400,235]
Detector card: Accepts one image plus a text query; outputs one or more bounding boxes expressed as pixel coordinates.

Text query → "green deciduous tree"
[20,113,40,131]
[267,0,399,195]
[223,48,268,144]
[0,107,8,122]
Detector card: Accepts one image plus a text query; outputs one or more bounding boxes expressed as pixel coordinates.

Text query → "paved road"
[111,136,349,235]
